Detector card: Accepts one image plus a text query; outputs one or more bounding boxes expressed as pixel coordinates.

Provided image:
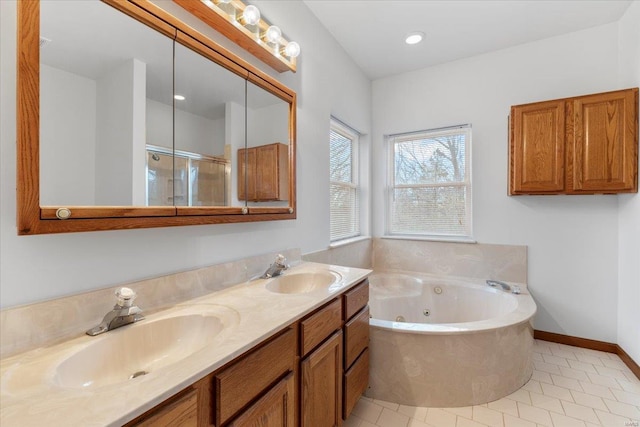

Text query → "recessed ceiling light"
[174,95,186,101]
[405,32,424,45]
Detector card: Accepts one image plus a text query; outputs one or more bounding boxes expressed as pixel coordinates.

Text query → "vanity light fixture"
[405,31,425,45]
[173,0,299,72]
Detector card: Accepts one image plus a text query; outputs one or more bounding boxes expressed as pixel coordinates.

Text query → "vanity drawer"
[215,327,296,425]
[300,299,342,356]
[343,348,369,420]
[343,279,369,320]
[344,305,369,369]
[132,388,198,427]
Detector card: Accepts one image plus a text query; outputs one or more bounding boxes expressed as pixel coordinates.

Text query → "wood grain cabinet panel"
[301,331,343,427]
[228,373,295,427]
[300,299,342,356]
[568,89,638,193]
[509,88,638,195]
[216,328,296,425]
[238,143,289,201]
[343,348,369,420]
[510,100,566,194]
[130,389,199,427]
[344,306,369,369]
[343,280,369,320]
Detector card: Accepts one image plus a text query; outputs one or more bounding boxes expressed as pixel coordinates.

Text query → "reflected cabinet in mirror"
[17,0,296,234]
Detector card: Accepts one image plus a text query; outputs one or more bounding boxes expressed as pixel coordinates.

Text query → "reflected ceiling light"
[174,95,186,101]
[240,5,261,26]
[405,32,424,45]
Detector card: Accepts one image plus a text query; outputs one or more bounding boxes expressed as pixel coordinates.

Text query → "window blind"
[330,122,360,241]
[388,126,471,238]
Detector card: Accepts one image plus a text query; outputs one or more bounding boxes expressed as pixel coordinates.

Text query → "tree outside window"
[388,126,472,238]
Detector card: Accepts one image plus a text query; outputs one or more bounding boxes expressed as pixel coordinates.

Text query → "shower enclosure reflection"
[146,146,230,206]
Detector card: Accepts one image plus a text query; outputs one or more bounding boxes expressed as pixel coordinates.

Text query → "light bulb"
[284,41,300,58]
[174,95,185,101]
[265,25,282,44]
[242,5,260,26]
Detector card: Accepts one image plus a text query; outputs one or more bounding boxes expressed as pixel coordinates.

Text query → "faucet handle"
[275,254,287,266]
[115,287,136,307]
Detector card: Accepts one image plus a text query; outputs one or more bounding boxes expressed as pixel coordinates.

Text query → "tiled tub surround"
[367,272,536,407]
[373,238,528,283]
[0,258,371,426]
[1,249,302,359]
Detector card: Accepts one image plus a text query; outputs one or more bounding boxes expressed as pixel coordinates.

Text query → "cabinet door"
[256,144,279,200]
[238,147,257,201]
[343,348,369,420]
[255,143,288,201]
[301,331,343,427]
[510,100,566,194]
[568,88,638,193]
[228,373,295,427]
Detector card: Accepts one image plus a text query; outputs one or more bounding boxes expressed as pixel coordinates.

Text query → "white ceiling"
[303,0,634,80]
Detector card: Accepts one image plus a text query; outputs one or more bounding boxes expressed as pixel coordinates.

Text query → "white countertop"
[0,262,371,427]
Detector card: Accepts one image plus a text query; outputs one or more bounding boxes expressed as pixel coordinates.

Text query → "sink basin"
[53,306,238,389]
[265,271,342,294]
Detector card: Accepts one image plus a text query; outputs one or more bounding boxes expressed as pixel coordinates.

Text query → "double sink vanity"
[0,262,371,426]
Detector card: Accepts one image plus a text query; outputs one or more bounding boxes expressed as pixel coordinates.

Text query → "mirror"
[39,0,174,207]
[172,41,246,207]
[17,0,296,234]
[241,80,291,207]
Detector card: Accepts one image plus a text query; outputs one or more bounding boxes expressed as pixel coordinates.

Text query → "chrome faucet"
[486,279,521,295]
[86,287,145,336]
[261,254,289,279]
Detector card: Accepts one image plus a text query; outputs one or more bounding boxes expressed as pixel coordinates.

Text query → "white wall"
[617,1,640,362]
[40,64,96,206]
[0,0,371,308]
[146,99,225,157]
[372,23,623,343]
[94,58,146,205]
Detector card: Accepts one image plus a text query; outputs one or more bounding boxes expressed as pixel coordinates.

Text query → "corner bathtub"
[367,272,537,407]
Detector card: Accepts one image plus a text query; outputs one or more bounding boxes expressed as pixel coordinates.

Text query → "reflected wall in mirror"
[40,0,174,207]
[239,80,291,205]
[17,0,296,234]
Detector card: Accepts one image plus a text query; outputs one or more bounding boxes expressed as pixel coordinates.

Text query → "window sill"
[381,235,477,244]
[329,235,371,249]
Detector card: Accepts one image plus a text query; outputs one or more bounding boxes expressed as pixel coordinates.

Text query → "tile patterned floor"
[345,340,640,427]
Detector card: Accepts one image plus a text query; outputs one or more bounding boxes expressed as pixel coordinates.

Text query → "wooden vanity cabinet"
[341,280,370,420]
[509,87,638,195]
[238,143,289,202]
[126,279,371,427]
[126,376,212,427]
[299,300,344,427]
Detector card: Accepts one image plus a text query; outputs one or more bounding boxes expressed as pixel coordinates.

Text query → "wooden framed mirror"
[17,0,296,235]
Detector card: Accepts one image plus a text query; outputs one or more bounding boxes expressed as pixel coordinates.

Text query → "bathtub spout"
[486,279,521,294]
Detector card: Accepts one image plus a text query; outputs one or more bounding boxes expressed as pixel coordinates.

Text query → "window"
[330,119,360,242]
[387,125,472,239]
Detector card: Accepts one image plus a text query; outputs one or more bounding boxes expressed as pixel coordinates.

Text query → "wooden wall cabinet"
[238,143,289,202]
[509,88,638,195]
[126,279,370,427]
